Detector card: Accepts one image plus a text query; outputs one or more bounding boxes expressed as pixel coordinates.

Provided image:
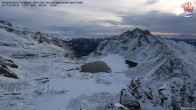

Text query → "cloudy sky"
[0,0,196,34]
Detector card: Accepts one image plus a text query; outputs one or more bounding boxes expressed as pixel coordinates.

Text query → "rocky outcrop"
[120,89,141,110]
[118,76,196,110]
[120,77,142,110]
[0,57,18,79]
[125,60,137,68]
[0,20,13,27]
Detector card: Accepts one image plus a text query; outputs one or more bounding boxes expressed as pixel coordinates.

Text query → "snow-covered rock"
[0,57,18,79]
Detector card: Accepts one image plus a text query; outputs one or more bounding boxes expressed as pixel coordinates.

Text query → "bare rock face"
[120,77,142,110]
[118,76,196,110]
[0,57,18,79]
[120,89,141,110]
[80,61,112,73]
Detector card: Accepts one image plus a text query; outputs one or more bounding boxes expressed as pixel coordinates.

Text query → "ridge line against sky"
[0,0,196,34]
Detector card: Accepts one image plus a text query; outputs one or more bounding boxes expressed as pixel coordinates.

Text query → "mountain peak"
[120,28,151,38]
[132,28,143,33]
[143,29,151,35]
[132,28,151,35]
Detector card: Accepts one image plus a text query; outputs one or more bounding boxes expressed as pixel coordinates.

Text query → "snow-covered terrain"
[100,54,129,72]
[0,20,196,110]
[91,28,196,109]
[0,20,131,110]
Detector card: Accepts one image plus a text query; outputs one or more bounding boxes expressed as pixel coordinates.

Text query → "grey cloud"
[104,20,121,25]
[0,0,196,34]
[120,11,196,34]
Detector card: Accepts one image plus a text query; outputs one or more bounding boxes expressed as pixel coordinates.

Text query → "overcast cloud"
[0,0,195,34]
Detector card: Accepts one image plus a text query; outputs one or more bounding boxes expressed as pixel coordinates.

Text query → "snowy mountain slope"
[0,20,109,58]
[93,28,196,78]
[0,56,18,79]
[90,28,196,109]
[0,20,75,57]
[0,20,131,110]
[0,20,79,109]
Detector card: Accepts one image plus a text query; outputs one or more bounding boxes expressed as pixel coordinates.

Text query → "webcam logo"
[181,1,194,17]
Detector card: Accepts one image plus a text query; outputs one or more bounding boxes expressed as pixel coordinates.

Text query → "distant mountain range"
[166,37,196,47]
